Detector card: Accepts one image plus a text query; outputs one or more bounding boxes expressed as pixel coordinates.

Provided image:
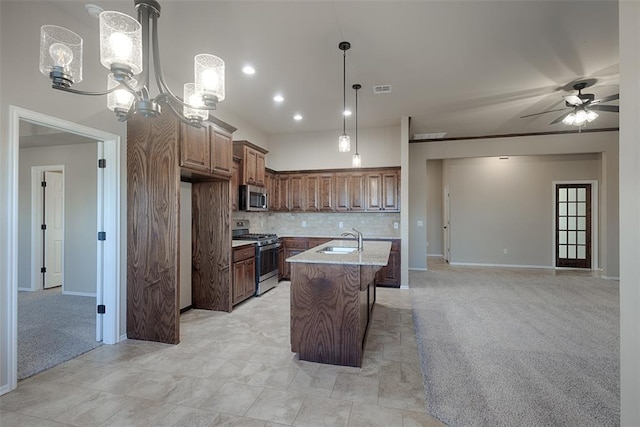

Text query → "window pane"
[559,188,567,202]
[559,217,567,230]
[578,231,586,245]
[559,231,567,244]
[578,217,586,230]
[578,188,586,202]
[559,245,567,258]
[568,188,576,201]
[568,231,577,244]
[577,245,586,259]
[568,217,577,230]
[568,245,577,258]
[578,202,586,216]
[568,203,576,216]
[559,203,567,216]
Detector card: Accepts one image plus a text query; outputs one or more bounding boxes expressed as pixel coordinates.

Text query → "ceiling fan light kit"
[521,81,619,128]
[39,0,225,127]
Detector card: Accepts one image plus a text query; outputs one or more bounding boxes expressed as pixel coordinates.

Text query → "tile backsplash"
[234,211,400,239]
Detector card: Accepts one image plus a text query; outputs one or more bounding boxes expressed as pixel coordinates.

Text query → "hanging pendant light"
[338,41,351,152]
[352,84,362,168]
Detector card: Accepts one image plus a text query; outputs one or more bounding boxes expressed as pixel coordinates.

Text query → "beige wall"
[410,131,619,278]
[426,160,443,257]
[267,126,401,171]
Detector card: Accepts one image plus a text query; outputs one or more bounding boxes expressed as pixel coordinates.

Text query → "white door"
[44,171,64,288]
[443,185,450,263]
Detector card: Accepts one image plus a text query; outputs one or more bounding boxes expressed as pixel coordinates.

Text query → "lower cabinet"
[375,240,401,288]
[232,245,256,305]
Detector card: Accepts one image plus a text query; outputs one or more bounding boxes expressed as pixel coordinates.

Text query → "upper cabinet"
[179,117,235,180]
[268,167,400,213]
[233,140,268,187]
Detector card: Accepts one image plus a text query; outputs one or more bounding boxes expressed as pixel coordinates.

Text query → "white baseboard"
[602,275,620,281]
[18,287,33,292]
[409,267,428,271]
[62,290,97,297]
[0,383,11,396]
[400,284,409,290]
[427,254,444,258]
[119,333,127,342]
[449,262,551,269]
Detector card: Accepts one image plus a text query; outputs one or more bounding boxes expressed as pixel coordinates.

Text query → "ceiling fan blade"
[520,108,568,119]
[588,104,619,113]
[563,95,583,106]
[590,93,619,105]
[550,113,569,125]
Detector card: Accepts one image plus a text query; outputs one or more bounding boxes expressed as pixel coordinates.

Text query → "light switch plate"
[417,220,424,227]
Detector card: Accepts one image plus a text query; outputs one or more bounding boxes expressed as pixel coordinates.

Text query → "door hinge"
[40,267,46,273]
[97,304,106,314]
[98,231,106,241]
[41,181,47,187]
[41,224,47,230]
[98,159,106,168]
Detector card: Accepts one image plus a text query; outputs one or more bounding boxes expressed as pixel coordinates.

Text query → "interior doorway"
[2,106,122,395]
[443,185,451,263]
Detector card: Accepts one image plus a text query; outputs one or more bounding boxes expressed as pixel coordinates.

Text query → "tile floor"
[0,282,445,426]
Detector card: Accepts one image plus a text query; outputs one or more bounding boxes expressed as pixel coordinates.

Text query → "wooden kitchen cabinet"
[335,173,365,212]
[273,175,290,211]
[231,157,240,211]
[375,239,401,287]
[304,174,334,211]
[233,140,267,186]
[232,245,256,305]
[289,174,305,211]
[280,237,308,280]
[127,111,236,345]
[366,171,400,211]
[179,119,234,180]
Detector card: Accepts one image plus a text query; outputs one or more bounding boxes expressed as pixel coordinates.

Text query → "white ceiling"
[38,1,620,140]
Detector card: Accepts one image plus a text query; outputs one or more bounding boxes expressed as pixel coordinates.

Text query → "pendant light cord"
[342,49,346,134]
[355,85,358,153]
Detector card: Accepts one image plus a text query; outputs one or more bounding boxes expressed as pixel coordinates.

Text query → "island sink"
[316,246,358,254]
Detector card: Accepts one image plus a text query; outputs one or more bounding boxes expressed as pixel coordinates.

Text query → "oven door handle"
[259,242,281,252]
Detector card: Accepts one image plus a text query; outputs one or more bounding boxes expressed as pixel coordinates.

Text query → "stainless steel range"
[232,220,280,296]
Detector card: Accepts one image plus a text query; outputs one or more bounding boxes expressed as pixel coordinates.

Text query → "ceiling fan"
[521,82,619,126]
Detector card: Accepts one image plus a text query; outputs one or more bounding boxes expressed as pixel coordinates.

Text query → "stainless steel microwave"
[239,185,268,211]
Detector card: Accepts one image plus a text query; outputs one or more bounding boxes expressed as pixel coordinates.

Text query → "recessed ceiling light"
[85,4,103,18]
[293,114,303,121]
[242,65,255,75]
[343,110,352,117]
[273,94,284,103]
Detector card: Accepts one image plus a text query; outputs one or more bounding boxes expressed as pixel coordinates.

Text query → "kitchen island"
[287,240,391,367]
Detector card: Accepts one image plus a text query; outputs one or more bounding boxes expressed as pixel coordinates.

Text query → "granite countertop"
[286,240,391,266]
[279,235,399,240]
[232,240,256,248]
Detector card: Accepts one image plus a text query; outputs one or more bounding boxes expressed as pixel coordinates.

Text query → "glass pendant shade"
[183,83,209,121]
[562,112,576,126]
[574,109,588,125]
[352,153,361,168]
[39,25,83,84]
[339,134,351,152]
[107,74,136,112]
[586,109,599,122]
[99,11,142,75]
[194,54,225,102]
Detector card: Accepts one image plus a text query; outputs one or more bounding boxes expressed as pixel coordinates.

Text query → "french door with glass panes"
[555,183,591,268]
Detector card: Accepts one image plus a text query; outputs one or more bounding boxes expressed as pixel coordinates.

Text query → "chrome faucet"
[341,228,364,251]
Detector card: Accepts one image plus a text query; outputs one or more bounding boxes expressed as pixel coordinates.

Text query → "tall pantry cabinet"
[127,112,236,344]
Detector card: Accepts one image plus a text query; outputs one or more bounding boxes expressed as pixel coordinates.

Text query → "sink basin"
[317,246,358,254]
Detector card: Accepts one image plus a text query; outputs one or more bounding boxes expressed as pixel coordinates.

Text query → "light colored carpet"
[410,264,619,427]
[18,288,101,380]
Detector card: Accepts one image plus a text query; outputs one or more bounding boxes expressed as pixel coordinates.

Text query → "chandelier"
[338,41,351,152]
[562,108,598,126]
[38,0,224,127]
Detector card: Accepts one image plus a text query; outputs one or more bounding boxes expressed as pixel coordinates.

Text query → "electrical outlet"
[393,222,398,229]
[417,220,424,227]
[339,221,344,228]
[503,248,508,255]
[302,220,307,227]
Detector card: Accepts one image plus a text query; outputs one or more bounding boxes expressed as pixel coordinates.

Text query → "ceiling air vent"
[373,85,391,94]
[413,132,447,140]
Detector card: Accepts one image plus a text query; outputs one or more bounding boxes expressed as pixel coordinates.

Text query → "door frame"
[551,180,598,270]
[443,185,451,262]
[2,106,122,395]
[28,166,66,292]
